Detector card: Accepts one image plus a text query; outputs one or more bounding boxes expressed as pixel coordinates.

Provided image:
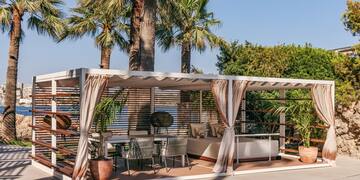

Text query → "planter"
[298,146,318,163]
[89,159,113,180]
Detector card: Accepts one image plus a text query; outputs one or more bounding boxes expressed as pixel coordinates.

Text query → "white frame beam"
[279,89,286,152]
[51,80,57,166]
[31,77,36,157]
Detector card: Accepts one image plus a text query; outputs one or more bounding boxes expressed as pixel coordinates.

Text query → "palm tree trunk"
[180,41,191,102]
[181,41,191,73]
[178,42,192,127]
[3,10,22,142]
[139,0,156,71]
[100,47,111,69]
[128,0,144,71]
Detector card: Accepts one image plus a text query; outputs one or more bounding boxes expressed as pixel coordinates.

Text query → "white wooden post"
[31,77,36,158]
[51,80,57,166]
[150,87,155,134]
[241,93,246,133]
[279,89,286,152]
[199,90,203,123]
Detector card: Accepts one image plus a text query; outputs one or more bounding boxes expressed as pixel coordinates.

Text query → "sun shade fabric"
[72,75,108,180]
[212,80,248,173]
[211,80,228,126]
[311,84,337,166]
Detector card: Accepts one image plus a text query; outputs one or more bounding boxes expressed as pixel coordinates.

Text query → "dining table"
[89,134,187,167]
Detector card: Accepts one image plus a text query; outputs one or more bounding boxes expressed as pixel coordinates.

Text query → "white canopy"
[33,68,336,178]
[34,68,333,91]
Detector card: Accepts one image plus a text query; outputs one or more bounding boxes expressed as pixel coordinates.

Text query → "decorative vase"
[298,146,318,163]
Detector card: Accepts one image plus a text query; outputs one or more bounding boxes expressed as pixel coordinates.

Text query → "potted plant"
[90,90,127,180]
[274,100,318,163]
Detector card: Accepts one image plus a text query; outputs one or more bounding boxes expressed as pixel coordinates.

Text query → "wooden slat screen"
[33,82,80,175]
[99,88,219,136]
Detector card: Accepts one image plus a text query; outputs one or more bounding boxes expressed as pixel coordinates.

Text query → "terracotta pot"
[298,146,318,163]
[89,159,113,180]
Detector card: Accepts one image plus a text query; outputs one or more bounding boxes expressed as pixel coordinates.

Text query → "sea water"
[0,106,32,116]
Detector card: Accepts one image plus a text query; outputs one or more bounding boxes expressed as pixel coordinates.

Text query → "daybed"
[187,137,279,162]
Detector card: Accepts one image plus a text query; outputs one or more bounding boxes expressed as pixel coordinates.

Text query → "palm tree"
[139,0,156,71]
[0,0,66,142]
[157,0,222,73]
[64,1,129,69]
[128,0,156,71]
[128,0,143,71]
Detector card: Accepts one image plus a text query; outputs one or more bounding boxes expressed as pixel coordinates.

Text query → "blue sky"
[0,0,358,84]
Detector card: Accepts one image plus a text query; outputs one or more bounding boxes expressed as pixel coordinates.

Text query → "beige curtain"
[72,75,108,180]
[212,80,248,173]
[311,84,337,166]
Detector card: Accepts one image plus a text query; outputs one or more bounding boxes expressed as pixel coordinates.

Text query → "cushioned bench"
[187,137,279,162]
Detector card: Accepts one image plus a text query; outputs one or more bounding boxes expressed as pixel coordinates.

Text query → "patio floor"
[111,155,325,179]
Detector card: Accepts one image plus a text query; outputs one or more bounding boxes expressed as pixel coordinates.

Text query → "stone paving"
[200,155,360,180]
[1,143,360,180]
[0,144,52,180]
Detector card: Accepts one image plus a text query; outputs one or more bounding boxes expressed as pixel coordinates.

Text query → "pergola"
[31,68,337,179]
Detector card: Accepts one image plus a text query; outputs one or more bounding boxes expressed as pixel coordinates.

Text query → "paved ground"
[1,143,360,180]
[201,156,360,180]
[0,144,51,180]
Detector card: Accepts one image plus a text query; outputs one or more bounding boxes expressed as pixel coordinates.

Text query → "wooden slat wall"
[33,85,52,161]
[100,88,219,136]
[55,86,80,166]
[32,82,80,176]
[32,84,219,176]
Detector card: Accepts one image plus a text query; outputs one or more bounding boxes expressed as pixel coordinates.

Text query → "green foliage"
[93,90,128,132]
[0,0,66,40]
[273,100,316,148]
[217,41,359,106]
[217,41,290,77]
[332,56,360,105]
[216,41,359,143]
[156,0,223,52]
[343,0,360,37]
[1,139,32,147]
[63,0,130,50]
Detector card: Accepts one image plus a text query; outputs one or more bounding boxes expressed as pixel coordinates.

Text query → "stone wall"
[336,101,360,159]
[0,114,32,140]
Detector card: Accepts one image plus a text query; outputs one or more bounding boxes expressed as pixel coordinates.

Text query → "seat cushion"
[189,123,207,138]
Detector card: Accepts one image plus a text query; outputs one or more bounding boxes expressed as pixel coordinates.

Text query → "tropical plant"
[64,0,130,69]
[93,90,128,159]
[273,100,316,148]
[0,0,66,142]
[157,0,222,73]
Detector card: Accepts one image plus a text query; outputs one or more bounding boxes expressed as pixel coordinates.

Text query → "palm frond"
[156,0,222,53]
[0,6,11,32]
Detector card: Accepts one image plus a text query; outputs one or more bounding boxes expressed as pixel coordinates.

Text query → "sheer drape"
[212,80,248,173]
[311,84,337,166]
[72,75,108,180]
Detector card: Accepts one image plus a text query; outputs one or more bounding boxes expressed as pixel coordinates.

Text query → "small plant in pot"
[90,90,127,180]
[274,100,319,163]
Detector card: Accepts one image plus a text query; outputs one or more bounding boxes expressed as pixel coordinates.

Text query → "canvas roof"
[34,68,334,91]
